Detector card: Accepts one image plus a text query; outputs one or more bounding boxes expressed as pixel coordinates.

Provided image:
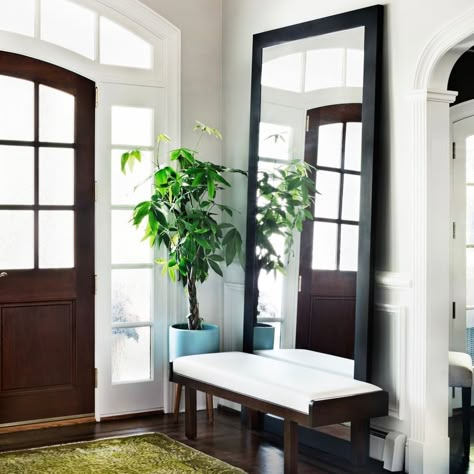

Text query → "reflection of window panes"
[346,49,364,87]
[340,224,359,271]
[317,123,343,168]
[467,248,474,307]
[112,269,152,323]
[111,106,153,147]
[467,186,474,245]
[39,85,75,143]
[0,0,35,36]
[258,270,283,320]
[111,150,153,205]
[258,122,291,160]
[344,123,362,171]
[314,170,340,219]
[262,53,303,93]
[467,136,474,183]
[39,211,74,268]
[39,148,74,205]
[111,210,151,264]
[305,49,344,91]
[342,174,361,221]
[312,222,338,270]
[41,0,96,59]
[0,146,34,205]
[112,326,151,383]
[100,17,153,69]
[0,76,34,141]
[0,211,34,269]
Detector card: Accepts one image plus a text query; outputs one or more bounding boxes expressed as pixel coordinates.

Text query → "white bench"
[170,351,388,473]
[255,348,354,377]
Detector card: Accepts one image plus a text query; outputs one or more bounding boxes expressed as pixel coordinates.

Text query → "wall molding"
[375,271,412,290]
[373,304,406,420]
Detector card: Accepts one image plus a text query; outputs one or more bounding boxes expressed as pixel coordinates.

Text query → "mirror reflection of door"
[295,104,362,359]
[0,52,95,424]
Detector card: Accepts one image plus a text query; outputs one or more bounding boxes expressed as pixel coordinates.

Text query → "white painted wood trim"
[450,99,474,123]
[374,304,407,420]
[375,272,412,290]
[414,7,474,90]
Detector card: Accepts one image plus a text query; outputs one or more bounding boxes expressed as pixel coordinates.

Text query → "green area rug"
[0,433,246,473]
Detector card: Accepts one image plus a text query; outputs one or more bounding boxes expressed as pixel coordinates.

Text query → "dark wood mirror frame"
[243,5,383,382]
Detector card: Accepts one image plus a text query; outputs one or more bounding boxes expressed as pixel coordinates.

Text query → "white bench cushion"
[449,351,473,388]
[255,349,354,377]
[173,352,381,414]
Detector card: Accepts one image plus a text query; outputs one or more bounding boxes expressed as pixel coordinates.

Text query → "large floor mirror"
[243,5,383,385]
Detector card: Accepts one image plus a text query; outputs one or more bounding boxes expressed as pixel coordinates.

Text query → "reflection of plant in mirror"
[256,159,316,275]
[121,122,247,330]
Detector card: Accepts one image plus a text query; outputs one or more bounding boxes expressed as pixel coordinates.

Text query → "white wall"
[221,0,474,472]
[139,0,225,327]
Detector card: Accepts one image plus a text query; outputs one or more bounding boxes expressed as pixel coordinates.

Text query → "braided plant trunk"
[186,271,201,330]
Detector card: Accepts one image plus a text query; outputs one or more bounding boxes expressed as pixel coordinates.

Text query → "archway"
[409,8,474,473]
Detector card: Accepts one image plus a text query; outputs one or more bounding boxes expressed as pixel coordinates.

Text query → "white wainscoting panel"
[372,304,407,420]
[222,281,245,352]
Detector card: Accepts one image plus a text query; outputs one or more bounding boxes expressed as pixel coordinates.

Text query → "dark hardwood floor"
[0,408,388,473]
[450,410,474,474]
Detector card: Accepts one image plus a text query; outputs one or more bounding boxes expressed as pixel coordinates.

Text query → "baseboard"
[0,415,95,434]
[100,409,164,421]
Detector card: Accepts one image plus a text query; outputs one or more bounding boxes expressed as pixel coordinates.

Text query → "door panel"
[0,52,95,424]
[296,104,361,359]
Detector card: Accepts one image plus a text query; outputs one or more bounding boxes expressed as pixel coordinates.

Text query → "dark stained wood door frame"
[0,52,95,424]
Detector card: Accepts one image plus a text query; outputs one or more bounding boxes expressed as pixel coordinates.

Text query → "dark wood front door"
[0,52,95,424]
[295,104,362,359]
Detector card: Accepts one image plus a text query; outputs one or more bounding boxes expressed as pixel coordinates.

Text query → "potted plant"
[254,158,316,349]
[121,121,246,360]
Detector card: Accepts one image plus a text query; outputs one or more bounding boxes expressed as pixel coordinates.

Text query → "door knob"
[0,272,7,278]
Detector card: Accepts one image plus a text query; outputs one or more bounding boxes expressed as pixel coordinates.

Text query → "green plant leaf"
[209,259,223,277]
[225,238,236,266]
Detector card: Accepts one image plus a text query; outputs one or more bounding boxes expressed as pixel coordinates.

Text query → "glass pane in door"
[0,76,34,140]
[314,170,340,219]
[317,123,343,168]
[0,146,34,205]
[39,85,75,143]
[341,174,361,221]
[0,211,34,269]
[39,211,74,268]
[312,221,338,270]
[39,148,74,205]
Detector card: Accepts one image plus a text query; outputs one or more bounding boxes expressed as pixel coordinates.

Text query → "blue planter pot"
[253,323,275,350]
[169,323,220,361]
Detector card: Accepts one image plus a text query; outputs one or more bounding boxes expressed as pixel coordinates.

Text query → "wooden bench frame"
[170,362,388,473]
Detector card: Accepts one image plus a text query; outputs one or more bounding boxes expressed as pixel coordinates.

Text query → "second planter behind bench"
[169,323,220,361]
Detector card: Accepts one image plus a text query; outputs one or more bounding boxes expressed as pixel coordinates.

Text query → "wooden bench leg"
[284,419,298,474]
[185,386,197,439]
[243,408,264,430]
[351,419,369,466]
[206,393,214,423]
[462,387,471,458]
[173,383,182,422]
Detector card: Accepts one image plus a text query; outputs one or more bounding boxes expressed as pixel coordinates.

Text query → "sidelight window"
[110,105,155,384]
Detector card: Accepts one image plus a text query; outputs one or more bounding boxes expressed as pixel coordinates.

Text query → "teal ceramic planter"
[169,323,220,361]
[253,323,275,350]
